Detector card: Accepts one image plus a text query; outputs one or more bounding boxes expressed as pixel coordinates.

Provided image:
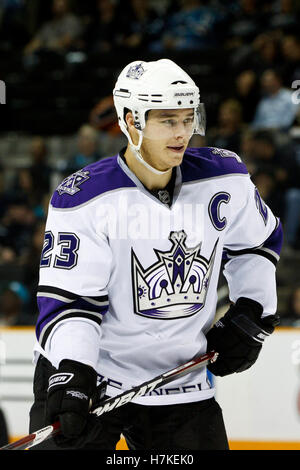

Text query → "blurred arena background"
[0,0,300,450]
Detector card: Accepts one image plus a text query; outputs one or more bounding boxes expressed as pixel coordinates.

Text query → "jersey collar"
[117,150,182,209]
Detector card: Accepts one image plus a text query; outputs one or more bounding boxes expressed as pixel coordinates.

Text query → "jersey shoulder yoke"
[51,155,136,209]
[181,147,248,183]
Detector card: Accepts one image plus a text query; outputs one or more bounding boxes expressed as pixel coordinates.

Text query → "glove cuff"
[229,298,278,343]
[235,297,263,317]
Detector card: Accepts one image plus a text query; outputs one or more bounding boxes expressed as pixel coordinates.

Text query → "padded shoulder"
[51,155,136,209]
[181,147,249,183]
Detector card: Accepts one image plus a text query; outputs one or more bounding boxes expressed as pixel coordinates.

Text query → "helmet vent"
[171,81,187,85]
[138,94,162,97]
[137,93,163,103]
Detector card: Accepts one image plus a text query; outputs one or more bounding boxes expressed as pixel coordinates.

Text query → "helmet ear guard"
[121,107,143,150]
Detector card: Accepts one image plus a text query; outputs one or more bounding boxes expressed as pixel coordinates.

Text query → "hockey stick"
[0,351,218,450]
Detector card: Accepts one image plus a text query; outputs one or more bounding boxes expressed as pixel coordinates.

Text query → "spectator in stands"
[158,0,225,51]
[0,0,30,49]
[228,28,281,73]
[226,0,267,47]
[252,68,299,130]
[267,0,300,33]
[250,33,282,75]
[20,220,46,319]
[62,124,102,176]
[27,137,51,207]
[239,129,257,173]
[0,165,10,220]
[84,0,111,47]
[8,137,51,212]
[0,282,32,326]
[280,34,300,86]
[234,70,260,123]
[12,168,35,206]
[206,99,245,154]
[290,107,300,165]
[0,198,36,262]
[284,186,300,252]
[251,167,284,219]
[89,96,120,136]
[24,0,82,55]
[80,0,121,54]
[249,130,300,249]
[249,130,298,189]
[117,0,165,52]
[89,95,127,155]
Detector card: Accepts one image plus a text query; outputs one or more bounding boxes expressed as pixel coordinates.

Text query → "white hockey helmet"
[113,59,206,144]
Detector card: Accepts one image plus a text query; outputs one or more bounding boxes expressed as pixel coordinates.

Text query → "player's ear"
[125,110,139,145]
[125,110,135,129]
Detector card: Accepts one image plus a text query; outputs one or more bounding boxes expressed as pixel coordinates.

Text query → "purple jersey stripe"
[223,219,283,267]
[36,296,108,340]
[36,309,106,347]
[260,219,283,257]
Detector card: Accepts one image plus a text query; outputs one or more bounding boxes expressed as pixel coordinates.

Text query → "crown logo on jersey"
[126,63,145,80]
[210,147,241,162]
[132,231,218,320]
[57,169,90,196]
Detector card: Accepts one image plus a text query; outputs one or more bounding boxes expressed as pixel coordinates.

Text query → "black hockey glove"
[206,297,279,377]
[46,359,104,448]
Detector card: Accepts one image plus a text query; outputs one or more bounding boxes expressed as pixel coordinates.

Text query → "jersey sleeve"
[223,176,283,316]
[36,201,112,350]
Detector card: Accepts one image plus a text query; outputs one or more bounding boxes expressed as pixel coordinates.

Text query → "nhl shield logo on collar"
[57,169,90,196]
[126,63,145,80]
[131,230,218,320]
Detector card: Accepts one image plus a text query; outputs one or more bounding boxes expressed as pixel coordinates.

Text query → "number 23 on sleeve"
[40,231,80,269]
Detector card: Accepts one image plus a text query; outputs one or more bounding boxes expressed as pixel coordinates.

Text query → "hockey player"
[29,59,282,450]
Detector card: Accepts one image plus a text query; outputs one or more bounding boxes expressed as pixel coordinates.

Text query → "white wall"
[215,328,300,442]
[0,327,35,438]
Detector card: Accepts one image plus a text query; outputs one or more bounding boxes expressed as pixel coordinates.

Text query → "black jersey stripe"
[37,285,108,302]
[38,310,103,349]
[225,248,278,266]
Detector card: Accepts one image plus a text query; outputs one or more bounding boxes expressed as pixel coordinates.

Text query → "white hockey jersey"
[34,147,283,405]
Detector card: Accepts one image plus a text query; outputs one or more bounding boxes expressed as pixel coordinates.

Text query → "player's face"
[140,108,194,171]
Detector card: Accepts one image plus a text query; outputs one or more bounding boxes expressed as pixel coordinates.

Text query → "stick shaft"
[0,351,217,450]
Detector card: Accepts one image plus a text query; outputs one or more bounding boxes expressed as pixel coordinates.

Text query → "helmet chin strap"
[129,130,171,176]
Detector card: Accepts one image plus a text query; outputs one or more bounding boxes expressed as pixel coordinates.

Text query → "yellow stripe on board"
[0,326,35,332]
[229,440,300,450]
[116,438,300,451]
[9,436,300,450]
